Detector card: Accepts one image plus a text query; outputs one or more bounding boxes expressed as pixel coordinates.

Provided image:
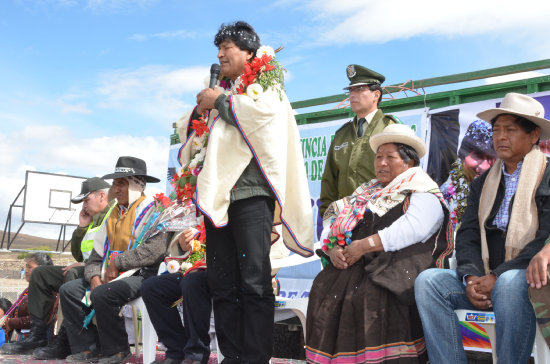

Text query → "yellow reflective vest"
[80,202,116,261]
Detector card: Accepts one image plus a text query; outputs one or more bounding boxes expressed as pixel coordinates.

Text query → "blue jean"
[414,268,535,364]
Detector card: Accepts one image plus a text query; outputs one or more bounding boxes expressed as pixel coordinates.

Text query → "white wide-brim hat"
[370,123,426,158]
[477,92,550,139]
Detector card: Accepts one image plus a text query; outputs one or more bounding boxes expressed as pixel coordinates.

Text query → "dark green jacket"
[319,110,396,216]
[70,201,114,262]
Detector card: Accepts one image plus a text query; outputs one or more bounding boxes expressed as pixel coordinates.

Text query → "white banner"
[164,91,550,291]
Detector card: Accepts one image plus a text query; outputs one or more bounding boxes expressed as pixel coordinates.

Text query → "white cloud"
[484,71,550,85]
[55,0,78,6]
[0,125,169,240]
[84,0,158,12]
[57,89,93,114]
[300,0,550,45]
[4,64,207,131]
[33,0,157,12]
[58,100,92,114]
[95,65,209,124]
[130,30,197,41]
[130,34,147,42]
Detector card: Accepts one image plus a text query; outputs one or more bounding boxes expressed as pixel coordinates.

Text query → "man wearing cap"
[0,177,112,358]
[415,93,550,363]
[58,156,169,364]
[319,64,398,217]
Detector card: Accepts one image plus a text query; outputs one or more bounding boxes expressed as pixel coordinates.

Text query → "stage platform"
[0,352,308,364]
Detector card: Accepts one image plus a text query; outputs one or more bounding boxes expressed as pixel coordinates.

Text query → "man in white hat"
[414,93,550,363]
[319,64,399,217]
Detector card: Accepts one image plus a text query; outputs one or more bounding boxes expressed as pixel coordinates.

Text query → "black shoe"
[181,359,201,364]
[66,349,100,363]
[32,326,71,360]
[98,349,131,364]
[151,359,184,364]
[0,318,48,354]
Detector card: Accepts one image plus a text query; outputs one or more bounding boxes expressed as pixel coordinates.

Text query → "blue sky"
[1,0,549,238]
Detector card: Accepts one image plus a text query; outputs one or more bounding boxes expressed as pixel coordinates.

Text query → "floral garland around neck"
[171,113,210,202]
[220,45,286,101]
[168,46,285,209]
[131,111,210,250]
[442,158,470,228]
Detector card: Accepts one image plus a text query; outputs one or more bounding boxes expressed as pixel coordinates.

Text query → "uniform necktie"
[357,118,366,137]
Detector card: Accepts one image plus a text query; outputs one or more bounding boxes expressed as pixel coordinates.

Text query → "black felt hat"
[101,156,160,183]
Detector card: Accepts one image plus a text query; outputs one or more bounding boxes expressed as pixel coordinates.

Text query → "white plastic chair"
[128,296,158,364]
[455,308,550,363]
[448,255,550,362]
[272,247,320,341]
[274,297,308,339]
[127,263,166,364]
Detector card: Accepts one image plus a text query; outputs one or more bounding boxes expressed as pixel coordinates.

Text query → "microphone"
[209,64,221,89]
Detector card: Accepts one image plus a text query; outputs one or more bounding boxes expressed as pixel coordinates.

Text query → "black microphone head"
[209,64,221,89]
[210,63,221,76]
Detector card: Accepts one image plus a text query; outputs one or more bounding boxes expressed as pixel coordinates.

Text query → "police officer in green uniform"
[319,65,399,216]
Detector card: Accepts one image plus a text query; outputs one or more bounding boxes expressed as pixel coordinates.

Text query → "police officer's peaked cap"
[343,64,385,90]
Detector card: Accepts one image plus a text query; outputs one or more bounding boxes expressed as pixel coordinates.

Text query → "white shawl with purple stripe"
[178,86,314,257]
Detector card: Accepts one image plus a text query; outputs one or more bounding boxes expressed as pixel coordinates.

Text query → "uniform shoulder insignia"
[334,120,353,134]
[386,114,402,124]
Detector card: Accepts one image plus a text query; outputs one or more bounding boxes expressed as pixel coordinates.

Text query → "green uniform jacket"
[319,109,397,217]
[70,202,114,262]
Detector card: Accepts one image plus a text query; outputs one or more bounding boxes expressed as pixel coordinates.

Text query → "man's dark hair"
[214,21,260,57]
[27,252,53,266]
[394,143,420,167]
[368,84,383,107]
[491,113,540,144]
[0,298,12,314]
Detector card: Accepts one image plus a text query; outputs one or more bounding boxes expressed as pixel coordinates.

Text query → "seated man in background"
[142,228,211,364]
[1,253,53,350]
[59,156,169,364]
[0,177,111,358]
[34,177,113,360]
[415,93,550,364]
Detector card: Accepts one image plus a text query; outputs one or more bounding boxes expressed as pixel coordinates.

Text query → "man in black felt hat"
[1,177,112,359]
[58,156,171,364]
[319,64,399,216]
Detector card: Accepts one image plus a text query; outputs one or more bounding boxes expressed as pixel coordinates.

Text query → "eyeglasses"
[345,85,371,95]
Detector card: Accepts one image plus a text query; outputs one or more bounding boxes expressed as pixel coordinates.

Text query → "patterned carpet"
[0,352,307,363]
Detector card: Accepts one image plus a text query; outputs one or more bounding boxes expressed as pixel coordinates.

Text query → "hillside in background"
[0,230,69,252]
